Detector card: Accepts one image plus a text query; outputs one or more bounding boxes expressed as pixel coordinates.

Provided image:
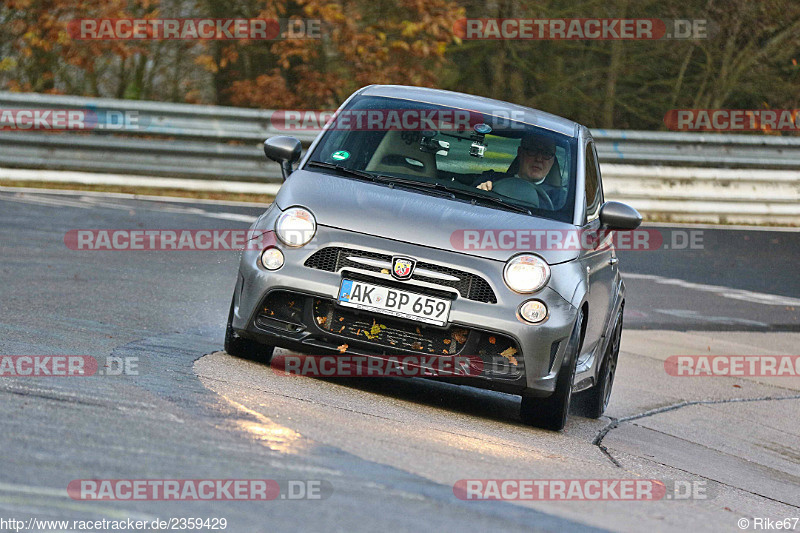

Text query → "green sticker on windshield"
[331,150,350,161]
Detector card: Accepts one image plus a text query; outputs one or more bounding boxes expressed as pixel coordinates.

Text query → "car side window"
[584,142,603,222]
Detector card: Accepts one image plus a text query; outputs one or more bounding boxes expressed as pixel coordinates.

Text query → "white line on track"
[0,185,272,207]
[0,482,157,521]
[641,221,800,232]
[624,272,800,306]
[0,190,258,223]
[0,167,281,195]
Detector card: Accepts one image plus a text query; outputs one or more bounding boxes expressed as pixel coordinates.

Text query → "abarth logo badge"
[391,256,416,280]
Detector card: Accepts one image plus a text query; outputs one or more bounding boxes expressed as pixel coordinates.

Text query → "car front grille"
[313,298,467,355]
[304,247,497,304]
[252,290,522,379]
[312,298,522,378]
[255,290,307,332]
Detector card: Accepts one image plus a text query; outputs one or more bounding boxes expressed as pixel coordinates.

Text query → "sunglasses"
[521,146,556,160]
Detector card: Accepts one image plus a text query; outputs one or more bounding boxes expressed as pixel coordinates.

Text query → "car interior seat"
[365,131,437,179]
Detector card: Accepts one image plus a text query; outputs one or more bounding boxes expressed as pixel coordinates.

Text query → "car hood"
[274,169,580,264]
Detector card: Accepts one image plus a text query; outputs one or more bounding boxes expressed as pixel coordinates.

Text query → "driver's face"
[518,143,555,181]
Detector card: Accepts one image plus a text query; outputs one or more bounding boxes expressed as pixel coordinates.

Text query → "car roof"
[358,85,580,137]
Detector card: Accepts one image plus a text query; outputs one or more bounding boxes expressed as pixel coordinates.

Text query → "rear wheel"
[573,306,623,418]
[519,308,583,431]
[225,297,274,365]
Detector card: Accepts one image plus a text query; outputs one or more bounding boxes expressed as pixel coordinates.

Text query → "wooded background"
[2,0,798,131]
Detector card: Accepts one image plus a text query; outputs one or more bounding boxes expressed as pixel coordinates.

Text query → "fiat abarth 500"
[225,85,642,430]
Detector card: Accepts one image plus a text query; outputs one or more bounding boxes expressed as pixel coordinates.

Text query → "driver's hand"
[477,180,493,191]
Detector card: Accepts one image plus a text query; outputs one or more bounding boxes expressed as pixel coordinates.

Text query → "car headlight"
[503,254,550,293]
[275,207,316,247]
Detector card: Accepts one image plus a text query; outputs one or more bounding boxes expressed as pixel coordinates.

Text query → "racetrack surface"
[1,189,798,532]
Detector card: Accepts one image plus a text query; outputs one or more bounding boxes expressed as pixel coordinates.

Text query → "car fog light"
[261,247,285,270]
[519,300,548,323]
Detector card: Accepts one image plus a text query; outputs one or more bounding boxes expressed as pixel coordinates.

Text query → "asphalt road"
[617,224,800,331]
[0,188,798,533]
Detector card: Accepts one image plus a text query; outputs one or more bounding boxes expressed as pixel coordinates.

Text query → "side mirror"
[599,201,642,231]
[263,136,302,180]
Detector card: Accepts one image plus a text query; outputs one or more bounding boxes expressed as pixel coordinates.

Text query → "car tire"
[573,306,623,419]
[224,297,275,365]
[519,307,583,431]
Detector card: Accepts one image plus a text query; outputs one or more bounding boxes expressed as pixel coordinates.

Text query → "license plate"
[337,279,451,326]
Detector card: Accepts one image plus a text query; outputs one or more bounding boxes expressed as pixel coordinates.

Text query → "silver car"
[226,85,641,430]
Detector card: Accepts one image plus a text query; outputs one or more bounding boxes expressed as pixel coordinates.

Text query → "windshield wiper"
[371,175,435,188]
[306,161,375,180]
[369,175,463,197]
[390,178,533,215]
[379,178,532,215]
[380,180,457,199]
[307,161,453,197]
[443,188,533,215]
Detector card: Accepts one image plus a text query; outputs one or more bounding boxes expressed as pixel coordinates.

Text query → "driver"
[475,134,566,209]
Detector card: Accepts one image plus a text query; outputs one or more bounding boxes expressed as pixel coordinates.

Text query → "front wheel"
[573,306,623,419]
[519,308,583,431]
[225,297,275,365]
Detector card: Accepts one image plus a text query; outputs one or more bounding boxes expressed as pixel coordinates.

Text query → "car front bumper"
[231,225,579,395]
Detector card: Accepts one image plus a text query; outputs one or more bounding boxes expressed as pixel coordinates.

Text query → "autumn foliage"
[2,0,799,130]
[1,0,462,109]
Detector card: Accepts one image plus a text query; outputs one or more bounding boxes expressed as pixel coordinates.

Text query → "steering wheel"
[491,178,554,211]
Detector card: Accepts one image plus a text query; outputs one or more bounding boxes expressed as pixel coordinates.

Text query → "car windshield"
[306,95,577,223]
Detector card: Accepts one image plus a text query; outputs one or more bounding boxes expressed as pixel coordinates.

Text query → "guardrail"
[2,91,799,223]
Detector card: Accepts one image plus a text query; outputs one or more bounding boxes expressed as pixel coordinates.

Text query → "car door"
[578,141,615,365]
